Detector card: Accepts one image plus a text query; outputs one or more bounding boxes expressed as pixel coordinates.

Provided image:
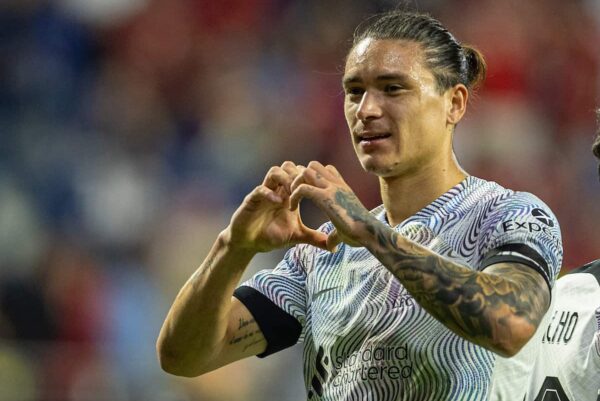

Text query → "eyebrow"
[342,73,411,86]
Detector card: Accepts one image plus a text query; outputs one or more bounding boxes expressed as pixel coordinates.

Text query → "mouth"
[356,132,392,144]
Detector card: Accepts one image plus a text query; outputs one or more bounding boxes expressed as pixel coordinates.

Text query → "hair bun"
[462,45,487,90]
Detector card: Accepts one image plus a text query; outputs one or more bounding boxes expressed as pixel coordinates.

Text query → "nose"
[356,91,383,121]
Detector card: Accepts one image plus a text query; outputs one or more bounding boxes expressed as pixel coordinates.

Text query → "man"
[157,11,562,400]
[525,115,600,401]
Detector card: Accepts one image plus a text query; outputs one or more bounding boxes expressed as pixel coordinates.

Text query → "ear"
[445,84,468,127]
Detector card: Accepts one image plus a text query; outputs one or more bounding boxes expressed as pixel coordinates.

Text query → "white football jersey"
[526,260,600,401]
[235,176,563,400]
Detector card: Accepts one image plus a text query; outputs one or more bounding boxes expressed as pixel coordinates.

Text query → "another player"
[157,11,563,400]
[525,113,600,401]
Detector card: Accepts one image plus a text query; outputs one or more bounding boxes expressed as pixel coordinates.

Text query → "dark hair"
[352,11,486,93]
[593,109,600,179]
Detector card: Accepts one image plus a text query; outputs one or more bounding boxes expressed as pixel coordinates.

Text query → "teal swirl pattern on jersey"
[234,176,563,401]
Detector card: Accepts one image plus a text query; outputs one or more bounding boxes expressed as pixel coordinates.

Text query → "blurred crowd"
[1,0,599,400]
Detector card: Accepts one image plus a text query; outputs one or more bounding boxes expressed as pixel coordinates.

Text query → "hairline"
[345,37,461,95]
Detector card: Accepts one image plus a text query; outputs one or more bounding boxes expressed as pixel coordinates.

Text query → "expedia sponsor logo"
[502,208,557,238]
[531,208,554,227]
[502,220,554,236]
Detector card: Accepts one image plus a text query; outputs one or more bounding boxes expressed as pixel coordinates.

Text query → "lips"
[357,132,392,142]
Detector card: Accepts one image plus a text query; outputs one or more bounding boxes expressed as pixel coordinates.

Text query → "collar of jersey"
[373,175,477,229]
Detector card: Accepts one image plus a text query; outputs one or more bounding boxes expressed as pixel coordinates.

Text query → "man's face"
[343,38,452,177]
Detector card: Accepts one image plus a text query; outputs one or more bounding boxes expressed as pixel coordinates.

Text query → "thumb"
[326,228,341,253]
[294,226,329,251]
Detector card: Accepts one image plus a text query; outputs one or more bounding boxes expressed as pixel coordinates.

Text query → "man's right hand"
[223,161,331,253]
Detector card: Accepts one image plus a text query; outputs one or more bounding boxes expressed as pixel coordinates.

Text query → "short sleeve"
[233,244,309,357]
[574,260,600,341]
[477,192,563,293]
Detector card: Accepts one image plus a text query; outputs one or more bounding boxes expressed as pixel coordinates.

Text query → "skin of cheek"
[385,96,447,175]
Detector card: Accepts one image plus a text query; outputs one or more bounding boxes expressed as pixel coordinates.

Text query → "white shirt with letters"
[526,260,600,401]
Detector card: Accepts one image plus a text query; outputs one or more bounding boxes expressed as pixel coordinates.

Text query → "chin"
[359,157,400,177]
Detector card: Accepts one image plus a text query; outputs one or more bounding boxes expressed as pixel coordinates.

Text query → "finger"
[263,167,292,193]
[307,160,334,179]
[309,161,342,183]
[291,166,326,194]
[290,166,307,194]
[294,227,329,251]
[326,228,341,253]
[325,164,341,177]
[279,161,303,188]
[289,183,319,211]
[280,161,300,178]
[245,185,283,207]
[307,160,326,170]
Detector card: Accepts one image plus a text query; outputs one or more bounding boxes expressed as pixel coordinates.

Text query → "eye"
[344,86,364,97]
[384,84,404,94]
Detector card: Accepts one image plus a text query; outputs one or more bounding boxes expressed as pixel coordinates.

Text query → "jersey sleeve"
[476,192,563,293]
[233,244,310,358]
[577,260,600,352]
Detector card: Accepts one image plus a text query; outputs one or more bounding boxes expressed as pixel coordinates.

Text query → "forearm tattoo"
[190,253,216,284]
[334,189,549,350]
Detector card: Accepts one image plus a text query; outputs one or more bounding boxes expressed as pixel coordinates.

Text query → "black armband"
[481,243,552,293]
[233,286,302,358]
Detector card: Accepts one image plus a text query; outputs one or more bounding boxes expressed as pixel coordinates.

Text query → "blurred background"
[1,0,599,399]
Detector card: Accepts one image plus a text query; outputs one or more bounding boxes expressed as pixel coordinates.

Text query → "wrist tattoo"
[190,254,216,283]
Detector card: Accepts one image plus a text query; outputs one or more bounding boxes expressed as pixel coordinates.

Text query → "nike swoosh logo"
[313,286,342,298]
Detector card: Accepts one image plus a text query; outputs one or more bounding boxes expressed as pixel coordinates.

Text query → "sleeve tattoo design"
[333,189,549,350]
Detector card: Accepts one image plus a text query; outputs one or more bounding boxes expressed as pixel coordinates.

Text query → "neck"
[379,154,467,226]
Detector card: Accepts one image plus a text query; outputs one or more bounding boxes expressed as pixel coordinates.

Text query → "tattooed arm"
[156,234,269,377]
[157,162,331,376]
[365,228,549,357]
[290,162,550,357]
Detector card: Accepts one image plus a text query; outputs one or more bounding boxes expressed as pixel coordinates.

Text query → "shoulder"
[468,178,559,229]
[567,259,600,286]
[552,260,600,319]
[471,179,563,277]
[453,177,526,216]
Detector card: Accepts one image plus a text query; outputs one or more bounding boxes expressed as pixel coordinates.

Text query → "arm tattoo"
[228,328,261,345]
[190,254,216,283]
[228,321,263,352]
[238,317,255,330]
[333,189,550,351]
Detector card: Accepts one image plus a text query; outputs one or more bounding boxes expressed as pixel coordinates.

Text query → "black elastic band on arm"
[481,243,552,294]
[233,285,302,358]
